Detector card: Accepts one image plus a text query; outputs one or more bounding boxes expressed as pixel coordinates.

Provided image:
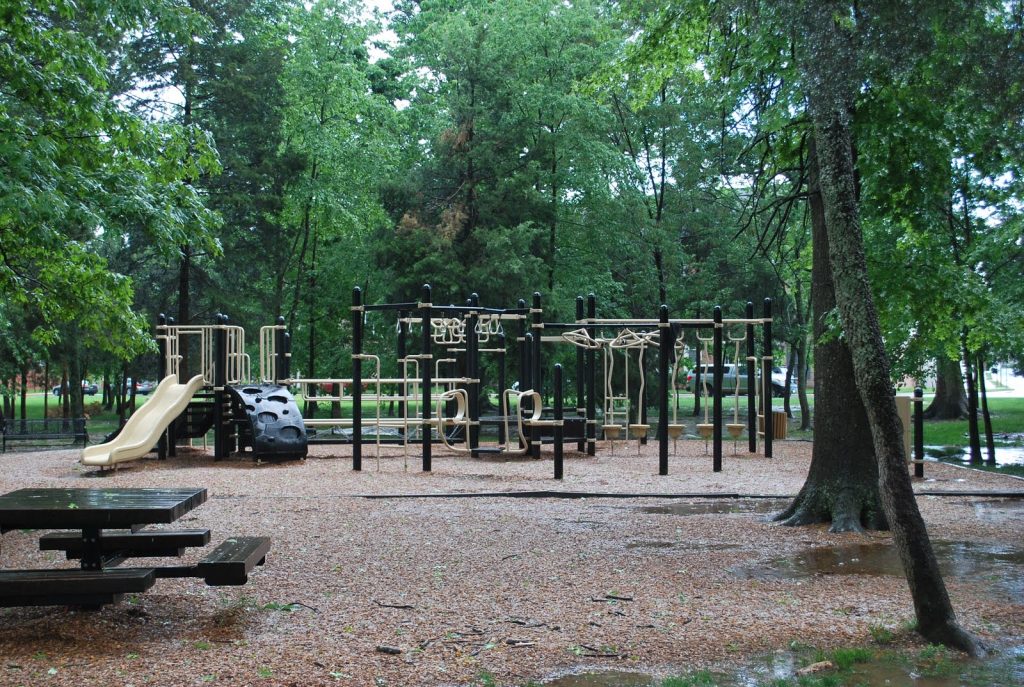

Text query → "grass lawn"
[10,388,1024,454]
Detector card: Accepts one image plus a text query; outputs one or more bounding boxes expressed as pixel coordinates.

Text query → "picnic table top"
[0,488,207,529]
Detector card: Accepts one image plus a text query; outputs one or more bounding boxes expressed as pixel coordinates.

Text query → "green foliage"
[0,0,220,359]
[868,624,895,644]
[828,647,873,670]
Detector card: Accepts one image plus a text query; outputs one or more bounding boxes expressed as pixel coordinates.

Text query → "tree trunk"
[962,332,982,464]
[118,366,129,427]
[923,355,967,419]
[19,366,27,421]
[783,347,797,418]
[801,31,981,653]
[43,361,49,420]
[68,348,84,420]
[61,368,70,418]
[977,353,995,465]
[796,331,811,431]
[775,138,882,533]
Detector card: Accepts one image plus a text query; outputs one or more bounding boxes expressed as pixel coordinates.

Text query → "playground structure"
[148,286,778,475]
[81,374,205,468]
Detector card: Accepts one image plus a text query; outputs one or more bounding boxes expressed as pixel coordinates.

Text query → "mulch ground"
[0,439,1021,686]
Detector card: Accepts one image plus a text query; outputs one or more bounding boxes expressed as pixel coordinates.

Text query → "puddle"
[543,643,1024,686]
[972,499,1024,524]
[925,444,1024,466]
[541,671,653,686]
[731,541,1024,599]
[733,645,1024,687]
[638,499,789,517]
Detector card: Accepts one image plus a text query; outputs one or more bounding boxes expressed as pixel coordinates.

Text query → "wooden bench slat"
[197,536,271,586]
[39,529,212,559]
[0,568,155,597]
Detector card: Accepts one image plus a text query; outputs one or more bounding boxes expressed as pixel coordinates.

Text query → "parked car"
[119,378,157,395]
[51,381,98,396]
[771,366,798,397]
[685,364,753,396]
[685,364,796,397]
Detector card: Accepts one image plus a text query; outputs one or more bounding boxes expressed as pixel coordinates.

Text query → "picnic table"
[0,487,270,607]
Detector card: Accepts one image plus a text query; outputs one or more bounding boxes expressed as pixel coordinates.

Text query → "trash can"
[894,395,911,459]
[757,411,788,440]
[772,410,787,440]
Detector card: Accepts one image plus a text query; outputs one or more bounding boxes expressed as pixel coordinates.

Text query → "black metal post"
[497,333,507,446]
[213,313,228,460]
[713,306,723,472]
[468,293,480,457]
[397,312,408,422]
[517,298,528,392]
[275,315,287,385]
[523,332,534,455]
[575,296,586,452]
[914,387,925,479]
[157,314,168,459]
[283,330,291,382]
[531,291,543,460]
[421,284,433,472]
[554,364,564,479]
[763,298,773,458]
[532,293,543,397]
[746,301,757,453]
[658,305,670,476]
[352,287,363,472]
[586,294,597,456]
[157,314,167,380]
[640,344,648,446]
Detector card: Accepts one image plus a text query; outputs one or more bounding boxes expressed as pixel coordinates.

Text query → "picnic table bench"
[1,418,88,453]
[0,488,270,607]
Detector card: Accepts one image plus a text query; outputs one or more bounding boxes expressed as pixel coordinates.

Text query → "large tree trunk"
[962,331,982,464]
[775,139,882,532]
[923,355,968,419]
[801,9,981,652]
[977,353,995,465]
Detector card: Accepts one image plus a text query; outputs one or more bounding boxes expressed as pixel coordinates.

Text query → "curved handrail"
[436,388,471,452]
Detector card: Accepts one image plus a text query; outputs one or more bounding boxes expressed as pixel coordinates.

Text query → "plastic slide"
[81,374,206,467]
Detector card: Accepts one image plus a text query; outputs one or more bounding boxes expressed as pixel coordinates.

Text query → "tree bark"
[962,331,982,464]
[923,355,967,419]
[783,346,797,418]
[801,19,981,651]
[19,366,27,421]
[775,138,882,532]
[977,353,995,465]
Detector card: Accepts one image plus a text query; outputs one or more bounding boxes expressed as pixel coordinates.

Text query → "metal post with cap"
[659,304,671,476]
[762,298,773,458]
[421,284,433,472]
[352,287,363,471]
[713,306,723,472]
